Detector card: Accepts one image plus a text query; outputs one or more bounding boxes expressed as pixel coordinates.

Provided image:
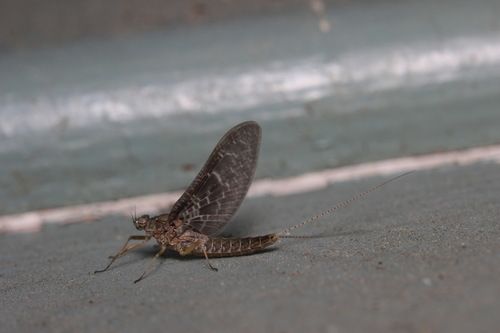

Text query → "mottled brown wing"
[169,121,261,236]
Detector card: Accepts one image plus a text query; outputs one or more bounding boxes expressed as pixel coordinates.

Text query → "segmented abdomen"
[193,233,279,257]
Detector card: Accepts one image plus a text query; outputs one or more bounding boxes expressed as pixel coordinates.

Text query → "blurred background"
[1,0,500,217]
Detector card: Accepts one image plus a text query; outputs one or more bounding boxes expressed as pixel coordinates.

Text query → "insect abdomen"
[196,234,279,257]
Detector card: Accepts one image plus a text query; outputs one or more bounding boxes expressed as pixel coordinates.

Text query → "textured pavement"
[2,162,498,332]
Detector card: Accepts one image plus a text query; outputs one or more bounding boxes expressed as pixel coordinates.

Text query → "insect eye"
[134,215,150,230]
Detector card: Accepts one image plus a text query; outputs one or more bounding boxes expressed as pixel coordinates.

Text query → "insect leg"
[201,246,218,272]
[176,240,200,256]
[176,241,218,272]
[134,245,167,283]
[94,235,150,273]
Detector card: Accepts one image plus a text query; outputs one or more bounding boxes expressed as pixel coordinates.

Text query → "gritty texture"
[1,163,499,332]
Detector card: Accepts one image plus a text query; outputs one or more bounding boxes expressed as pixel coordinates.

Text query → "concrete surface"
[1,162,499,332]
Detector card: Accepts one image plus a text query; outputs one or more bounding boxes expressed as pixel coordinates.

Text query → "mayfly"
[95,121,412,283]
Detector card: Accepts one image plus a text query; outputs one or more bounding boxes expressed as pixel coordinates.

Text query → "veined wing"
[169,121,261,236]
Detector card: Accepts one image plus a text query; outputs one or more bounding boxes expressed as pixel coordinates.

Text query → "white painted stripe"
[1,145,499,234]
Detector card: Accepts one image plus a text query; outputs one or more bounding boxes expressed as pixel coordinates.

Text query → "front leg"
[95,235,150,273]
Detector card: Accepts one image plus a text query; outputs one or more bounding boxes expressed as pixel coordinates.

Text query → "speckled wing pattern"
[169,121,261,236]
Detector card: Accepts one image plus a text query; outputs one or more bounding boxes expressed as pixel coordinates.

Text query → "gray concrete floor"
[1,162,499,332]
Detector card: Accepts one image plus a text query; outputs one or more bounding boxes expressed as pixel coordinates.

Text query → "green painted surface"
[1,0,500,215]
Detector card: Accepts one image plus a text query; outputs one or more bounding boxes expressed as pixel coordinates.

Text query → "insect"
[95,121,412,283]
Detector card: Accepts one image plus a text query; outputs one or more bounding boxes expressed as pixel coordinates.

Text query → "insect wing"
[169,121,261,236]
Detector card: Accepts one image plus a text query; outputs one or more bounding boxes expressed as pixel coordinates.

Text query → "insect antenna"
[129,206,137,222]
[278,171,414,238]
